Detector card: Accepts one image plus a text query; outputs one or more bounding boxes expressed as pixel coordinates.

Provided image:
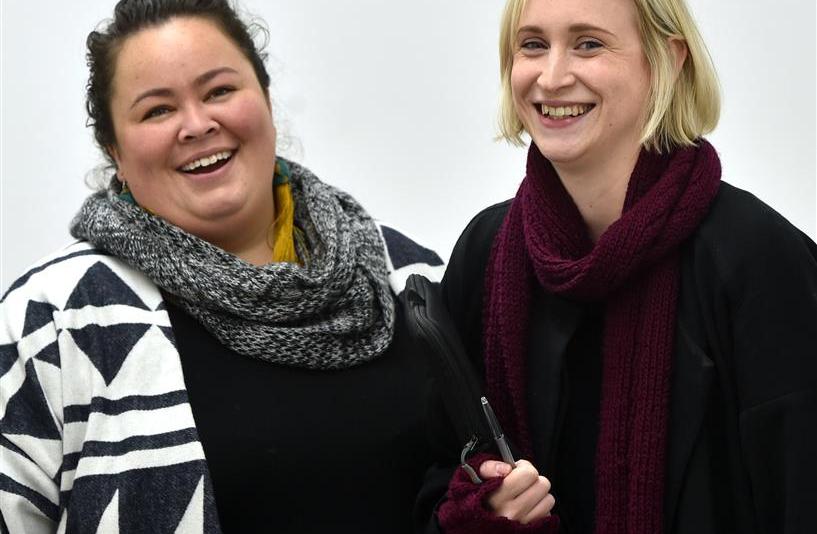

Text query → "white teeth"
[540,104,592,118]
[181,150,233,171]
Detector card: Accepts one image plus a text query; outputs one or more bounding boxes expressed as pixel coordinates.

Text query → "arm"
[728,229,817,534]
[699,194,817,534]
[1,291,63,533]
[417,204,558,533]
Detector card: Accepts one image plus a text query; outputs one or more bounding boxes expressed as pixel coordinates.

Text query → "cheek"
[618,59,651,114]
[227,96,276,142]
[587,64,646,115]
[619,72,651,125]
[510,63,530,102]
[637,70,652,110]
[510,64,535,120]
[118,126,174,172]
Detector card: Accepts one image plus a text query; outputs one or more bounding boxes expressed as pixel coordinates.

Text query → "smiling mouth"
[538,103,595,120]
[178,150,235,174]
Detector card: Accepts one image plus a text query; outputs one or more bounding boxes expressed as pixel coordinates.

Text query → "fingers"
[483,460,555,524]
[521,490,556,524]
[478,460,513,479]
[494,475,554,524]
[486,460,539,504]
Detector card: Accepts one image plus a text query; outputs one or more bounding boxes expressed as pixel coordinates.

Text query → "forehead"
[517,0,639,30]
[112,16,248,92]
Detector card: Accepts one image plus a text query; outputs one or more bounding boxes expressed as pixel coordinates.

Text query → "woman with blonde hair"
[422,0,817,532]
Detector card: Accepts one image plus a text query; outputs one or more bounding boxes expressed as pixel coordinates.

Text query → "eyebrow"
[129,67,239,109]
[517,23,615,38]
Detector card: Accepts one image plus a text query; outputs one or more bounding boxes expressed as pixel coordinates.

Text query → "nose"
[178,104,219,142]
[536,50,575,93]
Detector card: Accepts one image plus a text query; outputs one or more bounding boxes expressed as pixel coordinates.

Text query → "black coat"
[432,182,817,534]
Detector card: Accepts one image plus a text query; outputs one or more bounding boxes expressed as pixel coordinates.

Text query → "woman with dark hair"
[0,1,445,532]
[423,0,817,533]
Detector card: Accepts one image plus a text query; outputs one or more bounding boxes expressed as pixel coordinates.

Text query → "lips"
[538,103,595,119]
[178,149,236,174]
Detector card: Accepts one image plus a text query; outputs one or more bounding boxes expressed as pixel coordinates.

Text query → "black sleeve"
[441,201,511,377]
[727,218,817,534]
[414,202,510,534]
[698,186,817,534]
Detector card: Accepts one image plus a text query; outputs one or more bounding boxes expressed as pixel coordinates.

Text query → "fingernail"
[496,463,512,476]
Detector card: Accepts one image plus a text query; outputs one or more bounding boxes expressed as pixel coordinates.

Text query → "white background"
[1,0,815,291]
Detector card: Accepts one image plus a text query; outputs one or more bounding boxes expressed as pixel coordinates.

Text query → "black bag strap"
[403,274,489,454]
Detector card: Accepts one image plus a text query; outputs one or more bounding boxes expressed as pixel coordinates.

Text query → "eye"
[206,86,236,100]
[142,106,172,121]
[519,39,550,56]
[520,40,548,51]
[577,39,603,51]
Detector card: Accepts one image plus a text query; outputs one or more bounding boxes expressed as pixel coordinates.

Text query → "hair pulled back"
[86,0,270,160]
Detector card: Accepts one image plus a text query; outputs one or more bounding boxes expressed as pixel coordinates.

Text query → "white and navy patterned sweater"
[0,225,444,534]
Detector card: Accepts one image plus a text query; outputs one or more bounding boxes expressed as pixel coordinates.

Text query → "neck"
[223,221,275,266]
[228,235,274,266]
[202,205,276,266]
[552,145,642,242]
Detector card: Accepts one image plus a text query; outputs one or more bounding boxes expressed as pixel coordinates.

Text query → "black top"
[166,299,438,534]
[431,183,817,534]
[436,200,606,534]
[529,291,603,534]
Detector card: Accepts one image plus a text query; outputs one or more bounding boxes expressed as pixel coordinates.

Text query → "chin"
[531,139,587,166]
[195,202,246,222]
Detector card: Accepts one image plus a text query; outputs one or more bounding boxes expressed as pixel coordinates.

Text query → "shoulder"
[701,182,811,241]
[444,200,512,287]
[1,241,164,339]
[457,200,513,250]
[689,182,817,283]
[684,183,817,410]
[440,200,512,344]
[376,223,445,294]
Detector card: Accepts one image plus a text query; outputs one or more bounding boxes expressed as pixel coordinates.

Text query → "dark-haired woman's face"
[108,16,277,250]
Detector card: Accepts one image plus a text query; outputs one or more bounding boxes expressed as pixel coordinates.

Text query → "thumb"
[478,460,513,479]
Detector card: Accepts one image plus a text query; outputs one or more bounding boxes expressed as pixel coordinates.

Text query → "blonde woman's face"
[510,0,650,170]
[108,16,277,247]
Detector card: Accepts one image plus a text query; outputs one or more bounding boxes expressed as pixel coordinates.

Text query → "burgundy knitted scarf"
[483,140,721,534]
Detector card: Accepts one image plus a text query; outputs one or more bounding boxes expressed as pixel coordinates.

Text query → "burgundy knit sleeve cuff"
[437,453,560,534]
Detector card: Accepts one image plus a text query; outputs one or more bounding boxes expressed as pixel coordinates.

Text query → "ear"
[668,37,688,79]
[107,145,124,180]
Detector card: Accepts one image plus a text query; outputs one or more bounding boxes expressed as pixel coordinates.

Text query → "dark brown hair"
[86,0,270,160]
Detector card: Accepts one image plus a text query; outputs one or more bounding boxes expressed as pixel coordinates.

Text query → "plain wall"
[1,0,815,291]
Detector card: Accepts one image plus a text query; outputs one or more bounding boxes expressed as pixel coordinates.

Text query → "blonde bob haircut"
[498,0,720,152]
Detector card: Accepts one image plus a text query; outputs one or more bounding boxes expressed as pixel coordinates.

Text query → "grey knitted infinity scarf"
[70,159,395,370]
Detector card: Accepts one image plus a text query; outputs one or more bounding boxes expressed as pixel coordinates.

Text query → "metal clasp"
[459,435,482,484]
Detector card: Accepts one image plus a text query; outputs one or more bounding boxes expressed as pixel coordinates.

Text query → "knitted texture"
[483,141,721,534]
[70,159,394,370]
[438,453,560,534]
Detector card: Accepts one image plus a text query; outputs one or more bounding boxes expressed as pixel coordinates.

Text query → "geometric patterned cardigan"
[0,224,444,534]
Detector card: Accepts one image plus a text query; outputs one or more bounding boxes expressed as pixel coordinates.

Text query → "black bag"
[403,274,490,482]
